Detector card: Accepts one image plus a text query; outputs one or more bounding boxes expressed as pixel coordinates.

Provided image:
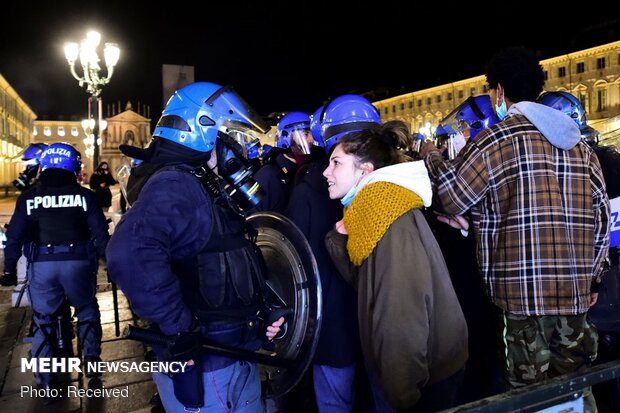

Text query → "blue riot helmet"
[21,143,49,165]
[321,94,381,152]
[310,105,324,147]
[12,143,49,191]
[155,82,261,146]
[154,81,269,153]
[40,143,82,175]
[440,95,499,140]
[411,132,425,153]
[153,82,269,210]
[261,144,273,158]
[437,95,499,159]
[245,139,261,160]
[536,91,587,130]
[276,112,313,154]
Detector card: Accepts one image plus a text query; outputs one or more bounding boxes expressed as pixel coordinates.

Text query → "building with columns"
[33,102,151,181]
[373,40,620,145]
[100,102,151,176]
[0,74,36,187]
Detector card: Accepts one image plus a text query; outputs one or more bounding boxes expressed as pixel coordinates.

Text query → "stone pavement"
[0,195,160,413]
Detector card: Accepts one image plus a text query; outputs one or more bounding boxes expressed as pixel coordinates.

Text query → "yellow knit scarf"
[343,182,424,265]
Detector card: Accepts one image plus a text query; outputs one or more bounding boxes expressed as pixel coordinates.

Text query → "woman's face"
[323,144,364,200]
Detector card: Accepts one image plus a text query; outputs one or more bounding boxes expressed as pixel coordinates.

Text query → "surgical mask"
[341,171,365,207]
[495,93,508,120]
[341,184,358,207]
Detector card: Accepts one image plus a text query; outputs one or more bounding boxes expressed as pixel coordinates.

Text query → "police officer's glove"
[165,327,204,410]
[165,331,201,362]
[0,271,17,287]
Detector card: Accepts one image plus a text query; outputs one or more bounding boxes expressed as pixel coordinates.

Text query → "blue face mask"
[341,184,358,207]
[495,93,508,120]
[340,170,366,207]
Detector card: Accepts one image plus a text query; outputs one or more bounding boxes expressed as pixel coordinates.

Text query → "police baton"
[123,325,295,368]
[107,270,121,337]
[13,280,28,309]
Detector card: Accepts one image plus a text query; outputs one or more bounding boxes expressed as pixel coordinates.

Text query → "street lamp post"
[64,31,120,169]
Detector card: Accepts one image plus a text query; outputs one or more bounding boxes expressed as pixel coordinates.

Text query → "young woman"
[323,121,468,412]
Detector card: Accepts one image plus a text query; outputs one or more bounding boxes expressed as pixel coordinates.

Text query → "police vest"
[25,184,92,244]
[189,199,265,323]
[130,164,266,324]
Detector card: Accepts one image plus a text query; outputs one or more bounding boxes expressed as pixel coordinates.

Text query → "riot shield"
[246,211,322,398]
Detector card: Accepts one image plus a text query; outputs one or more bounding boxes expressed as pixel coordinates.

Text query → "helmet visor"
[223,120,264,159]
[290,129,313,155]
[116,157,133,205]
[206,86,269,135]
[440,97,486,135]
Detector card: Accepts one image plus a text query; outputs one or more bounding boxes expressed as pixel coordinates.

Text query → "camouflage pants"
[503,312,598,412]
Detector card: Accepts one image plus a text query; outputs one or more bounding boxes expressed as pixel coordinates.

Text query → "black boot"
[0,272,17,286]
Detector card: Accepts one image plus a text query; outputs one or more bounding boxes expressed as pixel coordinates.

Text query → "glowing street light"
[64,30,120,169]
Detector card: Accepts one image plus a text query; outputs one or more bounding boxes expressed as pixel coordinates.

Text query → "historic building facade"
[100,102,151,175]
[0,74,36,187]
[33,102,151,180]
[373,40,620,144]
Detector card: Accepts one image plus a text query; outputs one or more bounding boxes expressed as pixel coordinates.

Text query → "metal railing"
[442,359,620,413]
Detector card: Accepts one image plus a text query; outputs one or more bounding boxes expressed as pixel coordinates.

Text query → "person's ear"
[360,162,374,175]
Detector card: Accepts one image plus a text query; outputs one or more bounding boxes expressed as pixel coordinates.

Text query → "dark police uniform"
[107,164,267,411]
[4,168,109,386]
[251,151,298,214]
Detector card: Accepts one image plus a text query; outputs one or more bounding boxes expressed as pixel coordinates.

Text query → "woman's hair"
[486,46,545,102]
[337,120,413,169]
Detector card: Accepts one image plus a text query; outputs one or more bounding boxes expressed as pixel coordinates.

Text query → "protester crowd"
[2,46,619,413]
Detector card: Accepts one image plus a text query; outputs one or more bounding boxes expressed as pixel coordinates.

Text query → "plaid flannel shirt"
[425,114,610,315]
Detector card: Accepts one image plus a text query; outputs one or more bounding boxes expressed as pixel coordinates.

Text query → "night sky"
[2,1,619,127]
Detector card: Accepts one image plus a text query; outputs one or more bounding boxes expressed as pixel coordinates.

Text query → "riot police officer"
[1,143,49,287]
[251,111,315,214]
[3,143,109,398]
[12,143,49,191]
[106,82,285,412]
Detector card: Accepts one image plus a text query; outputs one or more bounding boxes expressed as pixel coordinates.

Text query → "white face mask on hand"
[446,131,467,160]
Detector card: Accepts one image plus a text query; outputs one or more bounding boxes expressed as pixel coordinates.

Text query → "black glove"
[0,271,17,287]
[166,329,204,409]
[165,331,201,361]
[171,360,204,409]
[259,307,293,351]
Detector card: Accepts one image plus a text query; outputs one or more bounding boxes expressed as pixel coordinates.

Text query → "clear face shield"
[222,121,264,160]
[436,104,476,160]
[116,157,133,206]
[435,122,468,161]
[11,152,41,192]
[289,128,314,155]
[216,122,266,211]
[207,86,270,137]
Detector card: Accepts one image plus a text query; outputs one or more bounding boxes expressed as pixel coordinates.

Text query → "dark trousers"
[27,259,101,385]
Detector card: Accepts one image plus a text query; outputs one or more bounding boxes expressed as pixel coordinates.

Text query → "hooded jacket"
[325,162,468,410]
[425,102,610,316]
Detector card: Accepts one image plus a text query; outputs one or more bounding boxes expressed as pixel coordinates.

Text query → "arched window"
[123,130,135,146]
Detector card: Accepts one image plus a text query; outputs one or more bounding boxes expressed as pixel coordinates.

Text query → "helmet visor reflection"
[206,86,269,134]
